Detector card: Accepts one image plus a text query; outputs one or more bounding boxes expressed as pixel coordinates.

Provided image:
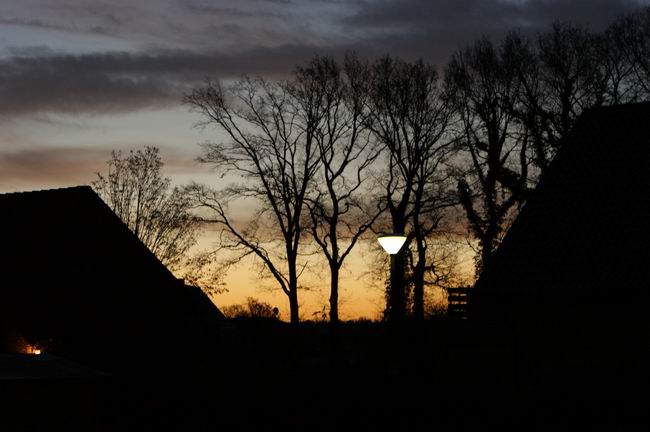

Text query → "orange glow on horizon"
[184,234,477,321]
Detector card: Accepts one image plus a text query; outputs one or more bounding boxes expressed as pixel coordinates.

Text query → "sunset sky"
[1,0,647,319]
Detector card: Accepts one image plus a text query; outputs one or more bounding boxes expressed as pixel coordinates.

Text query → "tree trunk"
[289,285,300,325]
[480,220,499,275]
[387,252,406,322]
[411,223,427,320]
[329,264,340,324]
[288,253,300,325]
[385,214,407,322]
[412,253,425,321]
[481,243,492,276]
[413,279,424,320]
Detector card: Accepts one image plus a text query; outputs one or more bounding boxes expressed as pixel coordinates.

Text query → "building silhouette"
[472,102,650,321]
[469,103,650,416]
[0,186,223,374]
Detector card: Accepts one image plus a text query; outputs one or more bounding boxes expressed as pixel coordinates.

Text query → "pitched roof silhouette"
[472,102,650,320]
[0,186,223,372]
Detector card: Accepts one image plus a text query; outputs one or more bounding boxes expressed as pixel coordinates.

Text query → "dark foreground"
[2,318,649,431]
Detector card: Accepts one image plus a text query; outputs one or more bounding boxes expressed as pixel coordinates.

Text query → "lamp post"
[378,233,407,322]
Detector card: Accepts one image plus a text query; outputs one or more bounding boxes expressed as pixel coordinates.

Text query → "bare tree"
[446,18,649,277]
[92,146,197,270]
[513,18,650,174]
[611,7,650,97]
[184,75,321,325]
[499,25,604,175]
[446,37,529,274]
[406,183,459,321]
[419,232,470,315]
[297,55,384,324]
[534,22,604,164]
[596,22,643,106]
[367,56,455,322]
[502,32,548,173]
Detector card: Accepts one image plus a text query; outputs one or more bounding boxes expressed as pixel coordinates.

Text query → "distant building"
[472,103,650,321]
[0,186,223,373]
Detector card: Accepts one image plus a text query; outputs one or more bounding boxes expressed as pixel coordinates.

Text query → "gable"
[472,103,650,319]
[0,186,222,370]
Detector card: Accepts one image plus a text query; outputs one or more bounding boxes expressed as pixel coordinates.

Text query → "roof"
[0,186,223,372]
[472,102,650,320]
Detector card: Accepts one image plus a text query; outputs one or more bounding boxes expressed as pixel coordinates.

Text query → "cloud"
[0,0,338,52]
[0,0,647,118]
[0,53,177,117]
[0,144,206,192]
[341,0,647,61]
[0,16,75,33]
[4,0,646,55]
[524,0,649,28]
[0,44,377,118]
[344,0,644,31]
[0,147,105,190]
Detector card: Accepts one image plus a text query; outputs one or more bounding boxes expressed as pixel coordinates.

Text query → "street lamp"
[377,234,407,255]
[378,233,407,322]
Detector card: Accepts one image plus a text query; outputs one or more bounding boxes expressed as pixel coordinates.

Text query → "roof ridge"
[0,185,92,197]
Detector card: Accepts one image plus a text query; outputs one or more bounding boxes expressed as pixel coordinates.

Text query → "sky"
[1,0,648,319]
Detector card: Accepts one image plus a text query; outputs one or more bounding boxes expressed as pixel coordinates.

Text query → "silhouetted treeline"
[183,7,650,324]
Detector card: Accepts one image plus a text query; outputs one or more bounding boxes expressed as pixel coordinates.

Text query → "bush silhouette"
[222,297,278,319]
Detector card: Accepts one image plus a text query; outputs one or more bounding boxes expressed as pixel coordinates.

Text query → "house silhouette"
[468,103,650,414]
[0,186,223,373]
[472,102,650,321]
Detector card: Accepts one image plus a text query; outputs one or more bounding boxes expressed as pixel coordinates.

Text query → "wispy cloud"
[0,0,646,119]
[0,144,205,191]
[0,147,105,190]
[0,17,76,33]
[0,44,376,118]
[0,53,179,117]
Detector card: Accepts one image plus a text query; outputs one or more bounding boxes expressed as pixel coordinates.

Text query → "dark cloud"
[344,0,519,30]
[0,1,349,51]
[345,0,644,31]
[181,2,288,19]
[0,44,377,117]
[0,0,647,118]
[524,0,647,28]
[0,9,128,40]
[342,0,647,62]
[0,16,74,33]
[0,53,180,117]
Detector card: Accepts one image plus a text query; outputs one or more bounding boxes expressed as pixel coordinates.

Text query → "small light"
[378,234,407,255]
[33,349,42,355]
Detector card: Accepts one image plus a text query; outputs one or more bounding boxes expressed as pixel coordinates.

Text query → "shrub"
[222,297,279,319]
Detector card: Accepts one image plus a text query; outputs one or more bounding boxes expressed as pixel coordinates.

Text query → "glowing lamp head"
[378,234,407,255]
[33,349,41,355]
